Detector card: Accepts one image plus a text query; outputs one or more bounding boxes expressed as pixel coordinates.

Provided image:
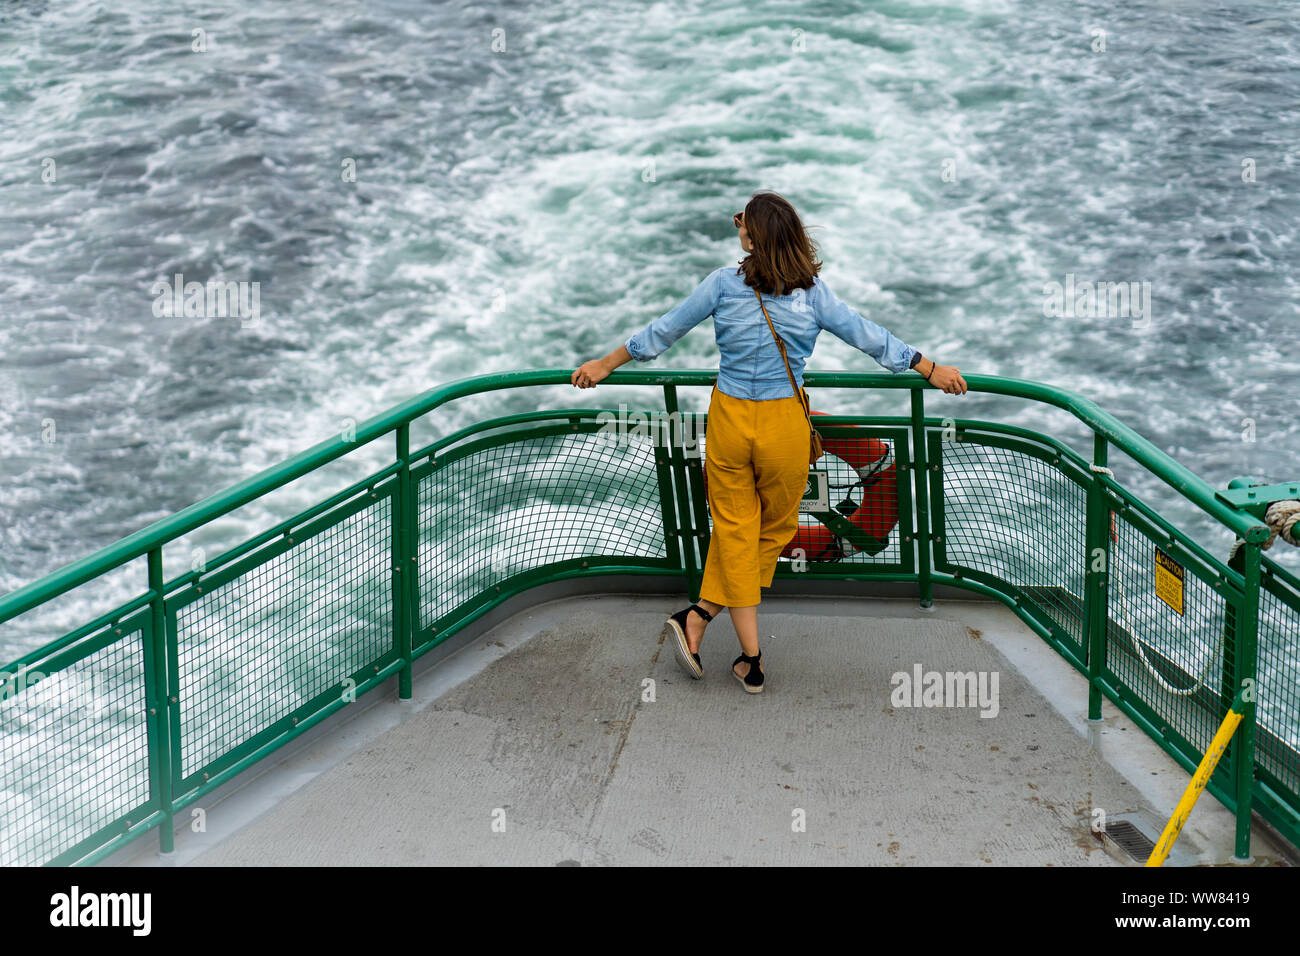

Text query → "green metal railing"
[1,369,1296,865]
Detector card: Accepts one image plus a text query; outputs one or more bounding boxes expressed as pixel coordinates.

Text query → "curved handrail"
[0,368,1270,624]
[798,371,1269,544]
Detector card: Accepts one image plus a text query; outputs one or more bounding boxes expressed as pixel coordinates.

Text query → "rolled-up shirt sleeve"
[625,268,721,362]
[812,277,917,373]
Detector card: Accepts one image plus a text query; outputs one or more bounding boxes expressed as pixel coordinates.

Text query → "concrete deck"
[112,593,1294,867]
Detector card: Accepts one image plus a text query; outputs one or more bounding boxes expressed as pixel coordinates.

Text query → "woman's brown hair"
[735,191,822,296]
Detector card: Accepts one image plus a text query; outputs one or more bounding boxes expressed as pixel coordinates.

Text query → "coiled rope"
[1263,499,1300,550]
[1227,497,1300,566]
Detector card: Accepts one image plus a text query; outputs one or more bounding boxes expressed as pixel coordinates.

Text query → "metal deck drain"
[1102,819,1157,862]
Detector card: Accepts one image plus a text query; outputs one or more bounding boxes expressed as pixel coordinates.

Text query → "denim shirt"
[624,265,919,400]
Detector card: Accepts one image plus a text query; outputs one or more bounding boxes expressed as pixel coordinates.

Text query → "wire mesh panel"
[1256,571,1300,809]
[931,435,1088,649]
[0,621,151,866]
[1104,508,1231,758]
[171,491,394,785]
[415,428,670,631]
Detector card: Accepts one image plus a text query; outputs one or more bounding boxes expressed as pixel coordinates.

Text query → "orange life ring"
[701,409,899,563]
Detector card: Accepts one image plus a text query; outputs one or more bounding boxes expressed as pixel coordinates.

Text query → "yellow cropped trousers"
[698,383,810,608]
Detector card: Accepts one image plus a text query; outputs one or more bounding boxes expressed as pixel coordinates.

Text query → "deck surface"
[170,596,1201,866]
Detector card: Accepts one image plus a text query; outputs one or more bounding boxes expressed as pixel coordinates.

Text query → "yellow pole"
[1146,695,1246,867]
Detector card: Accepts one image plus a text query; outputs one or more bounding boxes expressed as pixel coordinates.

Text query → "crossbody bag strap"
[754,287,811,418]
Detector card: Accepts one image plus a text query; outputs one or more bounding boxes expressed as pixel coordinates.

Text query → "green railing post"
[1233,541,1261,859]
[910,390,933,608]
[1085,435,1110,720]
[651,418,686,573]
[683,416,713,583]
[146,548,175,854]
[649,395,690,585]
[395,425,415,700]
[663,384,701,601]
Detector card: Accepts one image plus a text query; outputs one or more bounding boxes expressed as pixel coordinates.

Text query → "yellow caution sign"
[1154,546,1184,616]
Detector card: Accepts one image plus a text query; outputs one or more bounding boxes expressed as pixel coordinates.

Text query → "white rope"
[1225,497,1300,566]
[1110,560,1221,697]
[1089,464,1114,477]
[1263,499,1300,550]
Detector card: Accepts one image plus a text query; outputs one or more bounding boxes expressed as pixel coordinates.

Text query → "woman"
[572,191,967,694]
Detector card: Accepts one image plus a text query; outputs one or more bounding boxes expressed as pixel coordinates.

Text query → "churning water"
[1,0,1298,663]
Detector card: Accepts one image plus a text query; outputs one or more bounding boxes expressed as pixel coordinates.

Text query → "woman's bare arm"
[571,345,630,388]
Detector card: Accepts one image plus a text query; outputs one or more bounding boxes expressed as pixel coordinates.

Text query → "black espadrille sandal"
[665,603,712,679]
[732,650,764,694]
